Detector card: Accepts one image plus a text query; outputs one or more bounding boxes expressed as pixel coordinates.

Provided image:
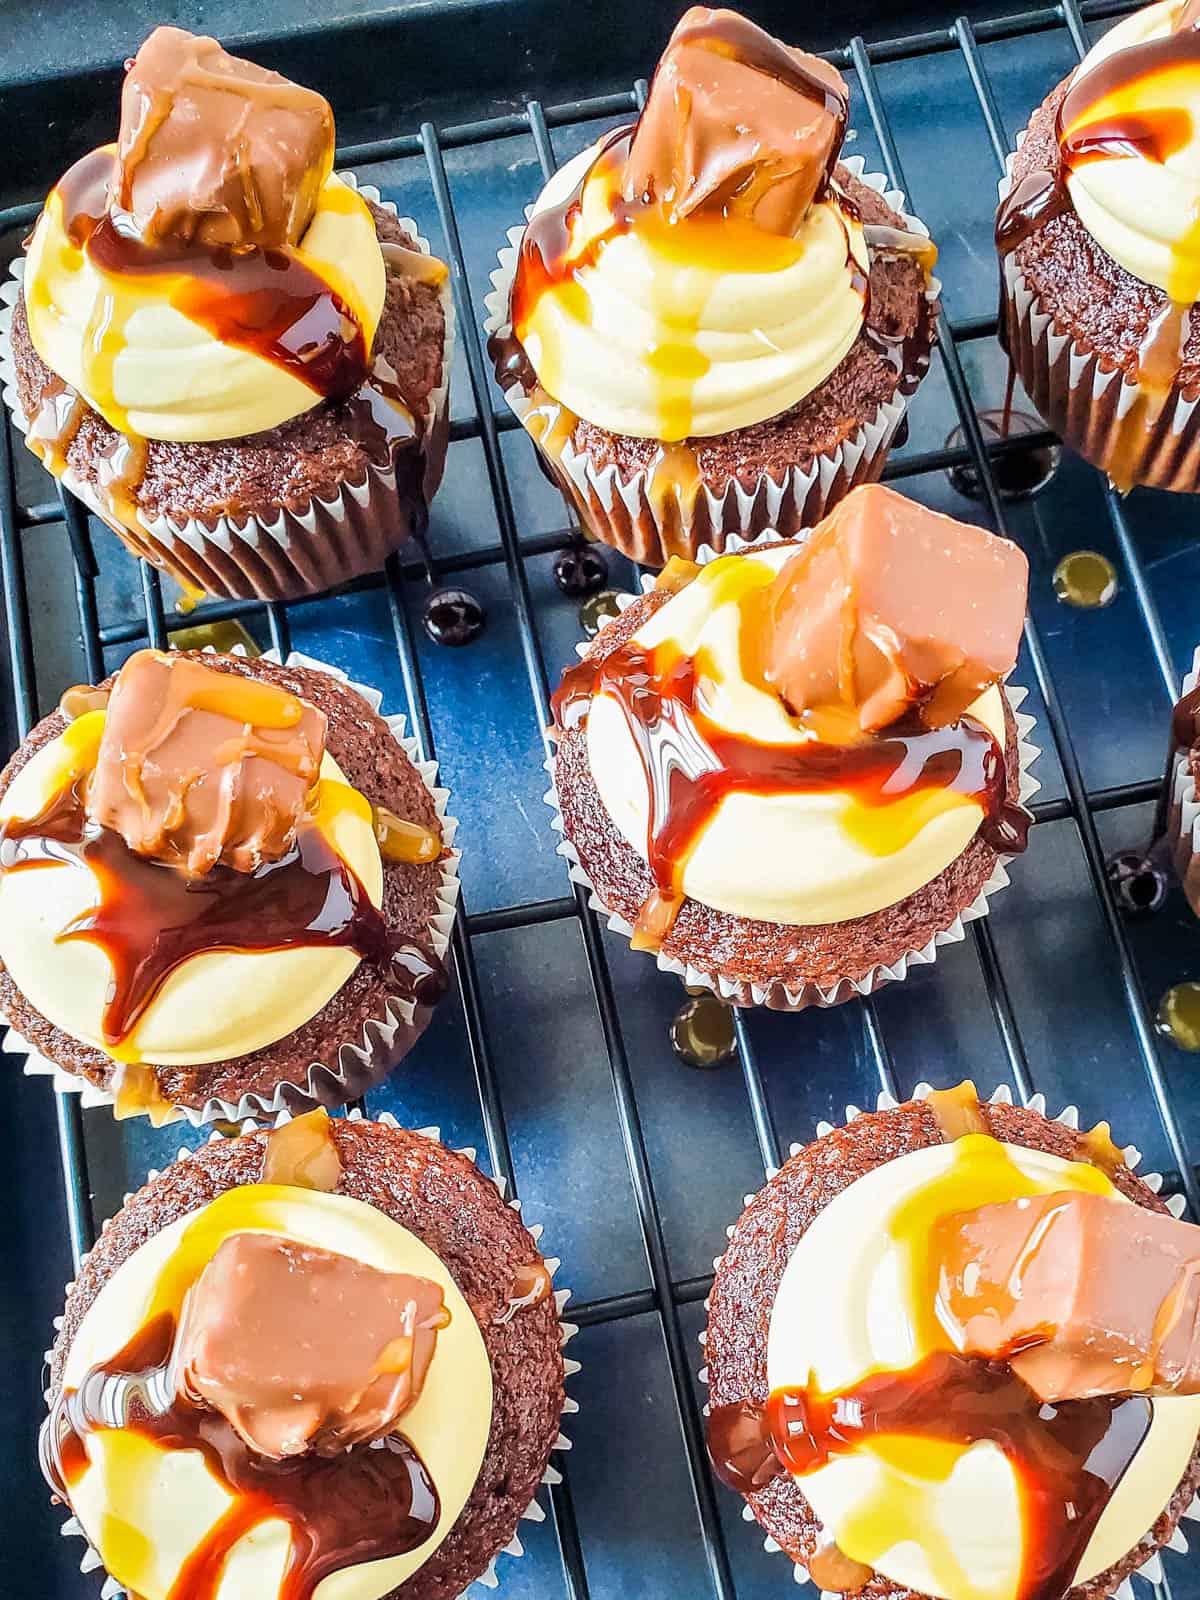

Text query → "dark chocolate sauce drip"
[0,776,445,1048]
[42,1313,439,1600]
[552,637,1029,915]
[707,1351,1152,1600]
[58,149,368,403]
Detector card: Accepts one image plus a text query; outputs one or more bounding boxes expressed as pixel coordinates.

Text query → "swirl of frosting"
[23,154,386,443]
[1060,0,1200,300]
[767,1136,1200,1600]
[0,711,383,1067]
[514,136,868,441]
[58,1183,493,1600]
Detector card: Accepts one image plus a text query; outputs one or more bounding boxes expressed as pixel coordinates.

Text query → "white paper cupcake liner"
[1167,644,1200,913]
[44,1113,578,1598]
[700,1084,1194,1597]
[544,548,1041,1011]
[2,648,461,1126]
[997,135,1200,494]
[483,153,940,567]
[0,173,455,601]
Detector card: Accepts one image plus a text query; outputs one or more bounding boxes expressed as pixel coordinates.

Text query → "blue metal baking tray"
[1,2,1199,1596]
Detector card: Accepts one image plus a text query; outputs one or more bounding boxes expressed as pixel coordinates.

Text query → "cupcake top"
[41,1110,536,1600]
[998,1,1200,306]
[501,7,936,443]
[0,650,445,1116]
[21,26,429,445]
[551,485,1030,944]
[707,1083,1200,1600]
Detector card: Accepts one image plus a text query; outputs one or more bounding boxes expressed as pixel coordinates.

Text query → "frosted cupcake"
[42,1111,570,1599]
[485,7,938,566]
[706,1081,1200,1599]
[548,485,1037,1009]
[0,649,458,1123]
[1,27,451,600]
[997,0,1200,492]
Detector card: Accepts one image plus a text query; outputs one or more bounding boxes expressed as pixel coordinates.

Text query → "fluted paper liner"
[0,174,454,600]
[44,1114,578,1598]
[2,649,461,1125]
[1167,644,1200,913]
[544,534,1041,1011]
[700,1085,1193,1597]
[998,135,1200,493]
[483,155,939,566]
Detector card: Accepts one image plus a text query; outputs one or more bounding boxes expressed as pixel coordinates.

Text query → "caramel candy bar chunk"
[115,26,335,249]
[175,1231,449,1459]
[764,484,1029,733]
[87,649,326,878]
[623,7,849,236]
[933,1190,1200,1401]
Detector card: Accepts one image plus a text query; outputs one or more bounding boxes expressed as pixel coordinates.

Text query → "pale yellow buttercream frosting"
[1063,0,1200,300]
[767,1138,1200,1600]
[586,546,1009,926]
[516,140,869,441]
[0,709,382,1066]
[23,156,386,442]
[61,1185,494,1600]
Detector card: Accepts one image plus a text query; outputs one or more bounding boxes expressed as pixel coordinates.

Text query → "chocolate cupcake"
[996,0,1200,493]
[0,26,452,601]
[484,7,938,568]
[704,1081,1200,1600]
[42,1109,574,1599]
[547,484,1039,1009]
[0,648,459,1123]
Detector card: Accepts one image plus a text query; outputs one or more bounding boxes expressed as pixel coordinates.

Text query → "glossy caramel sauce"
[493,1258,554,1325]
[372,804,443,865]
[261,1107,343,1191]
[43,1299,438,1600]
[925,1079,989,1141]
[551,573,1028,946]
[995,9,1200,445]
[808,1537,875,1594]
[1075,1118,1126,1176]
[0,766,446,1055]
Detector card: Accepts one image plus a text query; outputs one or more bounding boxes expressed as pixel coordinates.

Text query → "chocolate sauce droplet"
[670,993,736,1069]
[578,589,625,639]
[1106,849,1167,918]
[1052,551,1118,610]
[1156,982,1200,1051]
[422,588,485,648]
[554,544,609,599]
[945,409,1060,502]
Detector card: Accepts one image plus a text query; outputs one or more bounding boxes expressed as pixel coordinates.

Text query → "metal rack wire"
[2,2,1199,1595]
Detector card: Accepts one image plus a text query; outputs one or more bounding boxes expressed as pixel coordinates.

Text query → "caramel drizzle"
[552,637,1029,947]
[706,1352,1151,1600]
[42,1311,439,1600]
[0,772,446,1052]
[493,1259,554,1325]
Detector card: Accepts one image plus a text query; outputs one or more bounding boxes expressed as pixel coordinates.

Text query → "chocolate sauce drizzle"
[707,1351,1152,1600]
[0,773,445,1049]
[42,1313,439,1600]
[552,634,1029,942]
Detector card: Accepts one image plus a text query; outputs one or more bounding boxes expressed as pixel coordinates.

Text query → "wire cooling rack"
[2,1,1200,1596]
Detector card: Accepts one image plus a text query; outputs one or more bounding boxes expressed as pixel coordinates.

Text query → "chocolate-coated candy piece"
[623,7,848,235]
[765,483,1029,733]
[116,26,334,249]
[176,1231,448,1459]
[87,648,326,878]
[933,1190,1200,1400]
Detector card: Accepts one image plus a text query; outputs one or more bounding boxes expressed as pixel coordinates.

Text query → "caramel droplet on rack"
[578,589,625,640]
[1052,550,1118,609]
[808,1539,874,1594]
[58,684,111,722]
[493,1259,553,1324]
[261,1107,343,1192]
[372,807,442,865]
[924,1080,987,1141]
[670,993,736,1069]
[1156,982,1200,1051]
